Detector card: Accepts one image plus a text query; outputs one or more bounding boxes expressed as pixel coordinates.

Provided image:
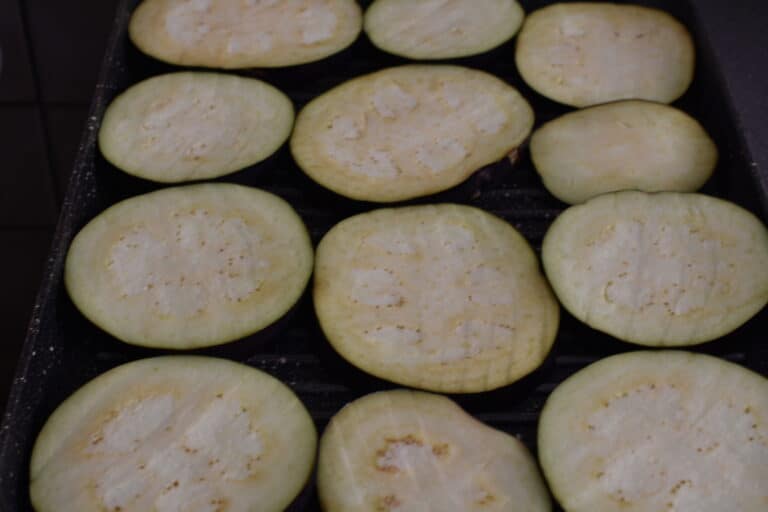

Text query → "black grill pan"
[1,1,767,510]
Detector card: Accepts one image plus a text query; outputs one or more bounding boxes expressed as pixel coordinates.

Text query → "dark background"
[0,0,766,414]
[1,0,119,413]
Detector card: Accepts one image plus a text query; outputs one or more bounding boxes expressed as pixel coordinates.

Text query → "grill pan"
[2,0,767,510]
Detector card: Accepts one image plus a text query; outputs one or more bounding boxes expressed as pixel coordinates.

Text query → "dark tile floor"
[0,0,119,412]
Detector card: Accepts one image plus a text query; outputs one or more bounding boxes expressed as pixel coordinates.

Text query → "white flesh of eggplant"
[539,351,768,512]
[99,72,294,183]
[542,191,768,346]
[129,0,362,68]
[314,204,559,392]
[30,356,317,512]
[319,389,552,512]
[291,65,534,202]
[364,0,524,59]
[65,183,313,349]
[515,3,694,107]
[530,100,717,204]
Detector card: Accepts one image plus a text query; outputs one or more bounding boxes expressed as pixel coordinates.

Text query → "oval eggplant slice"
[129,0,362,68]
[542,191,768,346]
[539,351,768,512]
[530,100,717,204]
[65,183,313,349]
[319,389,552,512]
[364,0,525,59]
[314,204,559,393]
[515,3,694,107]
[30,356,317,512]
[291,65,534,202]
[99,72,294,183]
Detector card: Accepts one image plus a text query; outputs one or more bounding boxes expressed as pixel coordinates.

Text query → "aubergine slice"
[538,351,768,512]
[530,100,717,204]
[314,204,559,393]
[65,183,313,349]
[129,0,362,68]
[291,65,534,202]
[515,3,694,107]
[542,191,768,346]
[30,356,317,512]
[364,0,525,59]
[318,389,551,511]
[99,72,294,183]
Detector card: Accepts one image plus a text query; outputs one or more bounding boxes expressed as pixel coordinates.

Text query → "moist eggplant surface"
[30,356,317,512]
[99,72,294,183]
[364,0,525,59]
[515,2,695,107]
[319,389,552,511]
[542,191,768,346]
[65,183,313,349]
[314,204,559,392]
[539,351,768,512]
[129,0,363,68]
[530,100,717,204]
[291,65,534,202]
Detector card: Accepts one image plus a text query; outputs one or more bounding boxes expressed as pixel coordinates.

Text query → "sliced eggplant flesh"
[30,356,317,512]
[291,65,534,202]
[99,72,294,183]
[515,3,694,107]
[542,191,768,346]
[65,183,313,349]
[530,100,717,204]
[314,204,559,392]
[129,0,362,68]
[319,389,552,511]
[364,0,525,59]
[538,351,768,512]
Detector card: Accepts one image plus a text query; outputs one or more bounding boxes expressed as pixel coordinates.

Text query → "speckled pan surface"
[1,0,767,511]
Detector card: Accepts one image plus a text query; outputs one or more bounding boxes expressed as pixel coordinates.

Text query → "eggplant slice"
[314,204,559,393]
[364,0,525,59]
[291,65,534,202]
[65,183,313,349]
[542,191,768,346]
[99,72,294,183]
[318,389,552,512]
[515,3,694,107]
[539,351,768,512]
[129,0,362,68]
[30,356,317,512]
[530,100,717,204]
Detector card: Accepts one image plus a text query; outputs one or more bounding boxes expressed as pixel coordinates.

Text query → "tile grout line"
[16,0,63,212]
[0,225,55,232]
[0,100,90,108]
